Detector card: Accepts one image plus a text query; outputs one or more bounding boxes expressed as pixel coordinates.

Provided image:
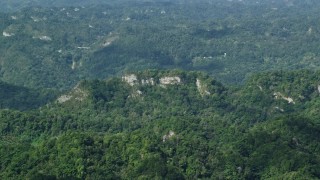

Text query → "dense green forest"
[0,69,320,179]
[0,81,57,110]
[1,0,320,179]
[1,0,320,89]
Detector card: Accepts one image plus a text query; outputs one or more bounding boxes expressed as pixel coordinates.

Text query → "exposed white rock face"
[37,36,52,41]
[57,95,72,103]
[57,85,88,103]
[102,35,118,47]
[31,16,42,22]
[74,87,88,101]
[283,97,294,104]
[196,79,201,88]
[307,27,313,35]
[162,130,175,142]
[74,8,80,12]
[77,46,90,49]
[122,74,138,86]
[141,78,155,86]
[273,92,295,104]
[275,106,284,112]
[123,75,182,87]
[71,61,76,70]
[3,31,14,37]
[103,41,112,47]
[196,79,210,96]
[11,16,17,20]
[318,85,320,93]
[129,90,143,98]
[160,77,181,86]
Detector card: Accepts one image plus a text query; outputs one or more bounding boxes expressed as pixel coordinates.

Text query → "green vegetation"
[1,1,320,89]
[0,69,319,179]
[1,1,320,179]
[0,81,57,110]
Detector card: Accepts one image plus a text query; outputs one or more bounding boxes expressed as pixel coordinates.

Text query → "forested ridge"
[0,69,320,179]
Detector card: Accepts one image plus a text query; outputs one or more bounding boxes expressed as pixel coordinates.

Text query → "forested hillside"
[0,81,57,110]
[0,70,319,179]
[1,0,320,179]
[1,1,320,89]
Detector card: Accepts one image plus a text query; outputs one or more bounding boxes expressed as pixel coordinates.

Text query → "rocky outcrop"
[3,31,14,37]
[102,35,118,47]
[129,90,143,98]
[122,74,138,86]
[39,36,52,41]
[57,95,72,103]
[141,78,155,86]
[162,130,175,142]
[159,77,181,86]
[122,74,214,97]
[275,106,284,112]
[273,92,295,104]
[57,84,88,103]
[196,79,210,96]
[122,74,182,87]
[33,35,52,41]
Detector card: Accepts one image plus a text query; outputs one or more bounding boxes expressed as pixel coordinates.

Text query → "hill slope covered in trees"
[1,1,320,179]
[0,70,319,179]
[0,81,57,110]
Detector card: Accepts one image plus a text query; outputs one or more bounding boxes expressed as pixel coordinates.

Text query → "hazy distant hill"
[1,0,320,12]
[1,1,320,90]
